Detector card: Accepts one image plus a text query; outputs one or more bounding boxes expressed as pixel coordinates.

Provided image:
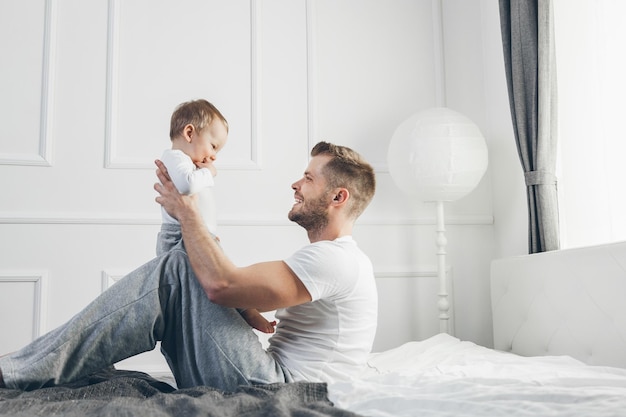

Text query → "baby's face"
[191,120,228,168]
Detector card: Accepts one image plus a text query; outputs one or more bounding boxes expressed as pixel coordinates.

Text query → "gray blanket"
[0,368,361,417]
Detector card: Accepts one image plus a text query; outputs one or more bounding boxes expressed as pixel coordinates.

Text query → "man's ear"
[331,189,349,205]
[183,124,195,142]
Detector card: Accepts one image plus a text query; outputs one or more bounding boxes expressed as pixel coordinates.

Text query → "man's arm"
[154,159,311,311]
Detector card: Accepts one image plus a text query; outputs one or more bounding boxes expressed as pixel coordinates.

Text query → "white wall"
[0,0,526,374]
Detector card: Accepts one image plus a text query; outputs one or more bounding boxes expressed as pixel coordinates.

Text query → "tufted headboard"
[491,241,626,368]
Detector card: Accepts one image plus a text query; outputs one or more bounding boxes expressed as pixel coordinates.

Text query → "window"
[554,0,626,248]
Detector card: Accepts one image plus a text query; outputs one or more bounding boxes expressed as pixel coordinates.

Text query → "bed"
[2,241,626,416]
[328,241,626,416]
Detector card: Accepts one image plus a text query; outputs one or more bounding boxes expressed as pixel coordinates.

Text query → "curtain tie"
[524,170,557,186]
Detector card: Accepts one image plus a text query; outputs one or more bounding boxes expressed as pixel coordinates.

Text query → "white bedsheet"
[329,334,626,417]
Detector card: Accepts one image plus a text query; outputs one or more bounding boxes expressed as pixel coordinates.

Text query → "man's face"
[288,155,332,231]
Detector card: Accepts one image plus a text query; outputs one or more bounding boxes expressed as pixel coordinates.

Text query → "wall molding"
[304,0,448,174]
[432,0,446,107]
[0,212,493,226]
[104,0,261,170]
[0,0,56,167]
[0,271,48,339]
[0,212,162,225]
[374,266,450,279]
[305,0,318,161]
[102,266,452,284]
[249,0,262,170]
[375,265,455,335]
[101,269,126,292]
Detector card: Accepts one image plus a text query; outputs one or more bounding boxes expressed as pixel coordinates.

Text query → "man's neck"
[306,222,353,243]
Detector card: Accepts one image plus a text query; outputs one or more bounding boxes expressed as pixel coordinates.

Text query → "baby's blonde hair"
[169,99,228,139]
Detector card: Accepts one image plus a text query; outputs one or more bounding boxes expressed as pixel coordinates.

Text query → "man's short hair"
[311,141,376,219]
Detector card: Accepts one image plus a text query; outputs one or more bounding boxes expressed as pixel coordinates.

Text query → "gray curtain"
[499,0,560,253]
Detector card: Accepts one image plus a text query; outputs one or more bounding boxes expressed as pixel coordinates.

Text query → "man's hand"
[154,159,197,220]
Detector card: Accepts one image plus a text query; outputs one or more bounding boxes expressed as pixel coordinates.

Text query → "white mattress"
[329,333,626,417]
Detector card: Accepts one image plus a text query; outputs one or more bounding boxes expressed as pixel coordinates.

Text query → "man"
[0,141,377,391]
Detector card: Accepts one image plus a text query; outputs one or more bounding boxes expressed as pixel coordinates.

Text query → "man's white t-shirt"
[160,149,217,233]
[268,236,378,384]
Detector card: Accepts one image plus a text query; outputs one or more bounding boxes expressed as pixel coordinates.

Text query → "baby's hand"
[254,319,277,334]
[196,159,217,177]
[240,309,277,334]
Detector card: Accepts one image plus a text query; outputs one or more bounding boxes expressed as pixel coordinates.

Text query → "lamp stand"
[436,200,451,334]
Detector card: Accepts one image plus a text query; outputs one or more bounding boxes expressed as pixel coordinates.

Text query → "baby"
[158,99,276,334]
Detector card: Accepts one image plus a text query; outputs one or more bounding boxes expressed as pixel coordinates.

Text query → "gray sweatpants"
[0,243,292,391]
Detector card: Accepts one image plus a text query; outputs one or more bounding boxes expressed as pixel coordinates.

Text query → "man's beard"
[288,195,329,232]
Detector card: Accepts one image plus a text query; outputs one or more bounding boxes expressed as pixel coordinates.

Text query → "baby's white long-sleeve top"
[160,148,217,233]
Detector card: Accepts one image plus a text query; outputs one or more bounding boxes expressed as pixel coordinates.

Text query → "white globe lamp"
[387,107,488,334]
